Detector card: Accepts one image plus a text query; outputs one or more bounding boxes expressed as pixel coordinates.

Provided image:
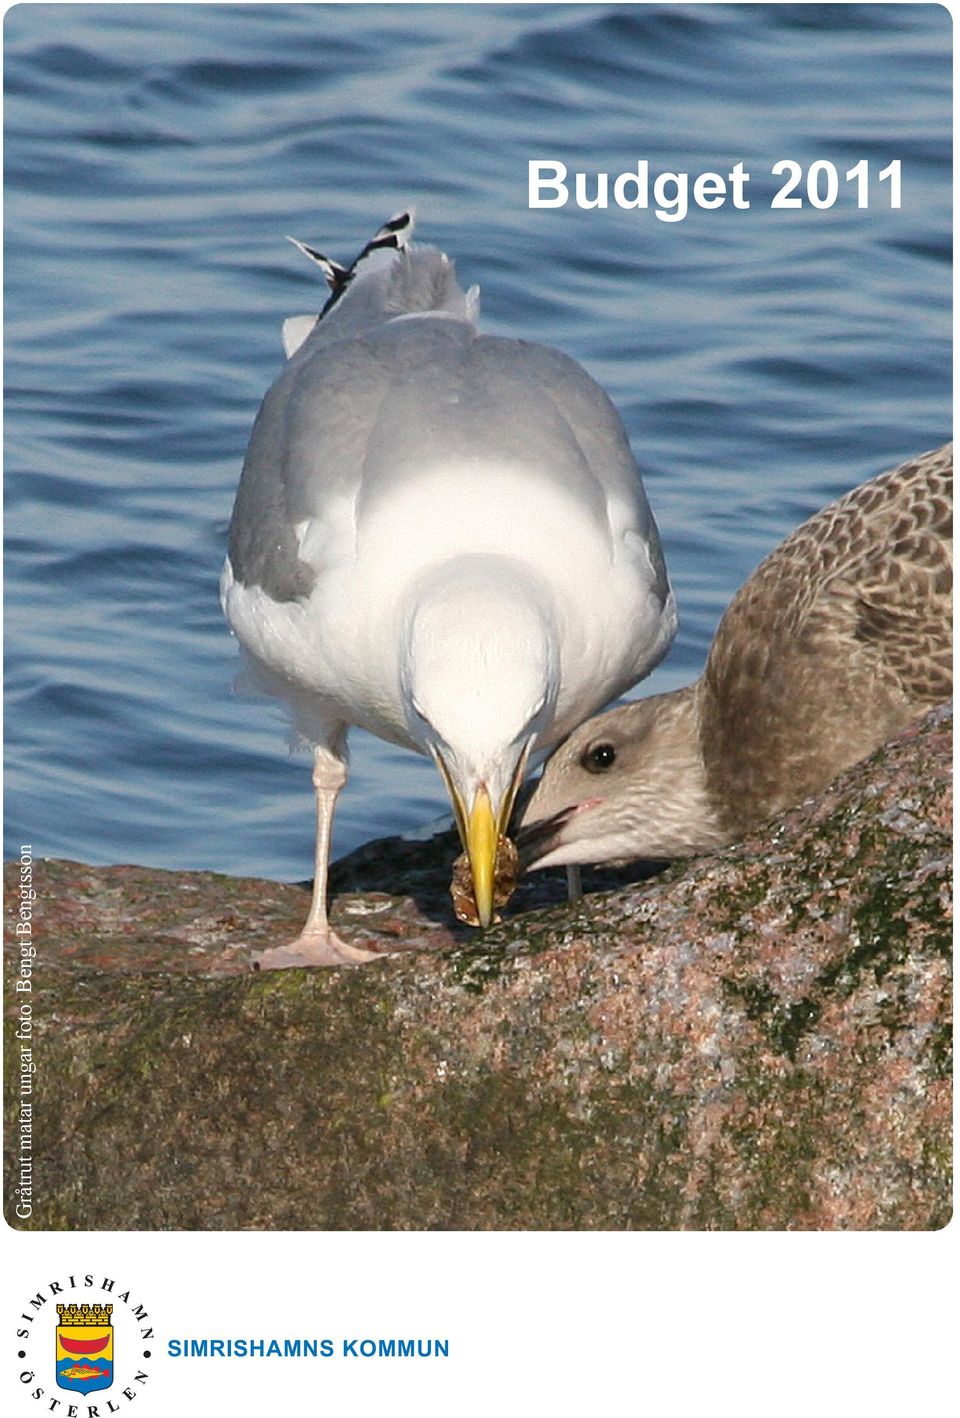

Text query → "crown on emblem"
[57,1304,113,1326]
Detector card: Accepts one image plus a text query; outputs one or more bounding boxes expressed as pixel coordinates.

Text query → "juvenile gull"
[221,211,676,966]
[520,444,953,868]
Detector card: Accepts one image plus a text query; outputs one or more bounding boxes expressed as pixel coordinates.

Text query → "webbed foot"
[253,928,383,971]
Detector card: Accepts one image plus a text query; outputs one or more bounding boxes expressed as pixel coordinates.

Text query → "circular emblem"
[15,1274,154,1412]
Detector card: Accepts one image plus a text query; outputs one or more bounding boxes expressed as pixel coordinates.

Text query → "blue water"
[4,3,950,880]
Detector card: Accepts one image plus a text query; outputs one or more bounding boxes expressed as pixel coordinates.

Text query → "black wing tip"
[287,209,416,318]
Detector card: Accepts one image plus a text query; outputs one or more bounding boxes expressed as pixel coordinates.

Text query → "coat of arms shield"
[55,1303,114,1394]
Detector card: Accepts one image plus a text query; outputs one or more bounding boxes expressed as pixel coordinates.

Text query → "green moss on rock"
[4,707,951,1230]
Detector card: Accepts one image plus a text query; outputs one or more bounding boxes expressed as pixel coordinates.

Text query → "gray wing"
[227,332,395,602]
[228,316,669,606]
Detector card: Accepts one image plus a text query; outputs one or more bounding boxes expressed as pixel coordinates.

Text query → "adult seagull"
[221,211,677,967]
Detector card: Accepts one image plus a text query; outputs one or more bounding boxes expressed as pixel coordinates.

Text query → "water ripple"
[5,2,950,878]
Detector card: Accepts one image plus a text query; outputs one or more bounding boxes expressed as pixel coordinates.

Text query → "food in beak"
[450,835,520,926]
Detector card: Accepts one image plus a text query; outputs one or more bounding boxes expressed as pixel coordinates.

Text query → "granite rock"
[4,707,951,1230]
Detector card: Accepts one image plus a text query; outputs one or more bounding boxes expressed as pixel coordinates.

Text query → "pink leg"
[254,746,382,970]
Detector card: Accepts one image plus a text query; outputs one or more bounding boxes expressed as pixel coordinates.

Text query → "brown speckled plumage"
[520,445,953,867]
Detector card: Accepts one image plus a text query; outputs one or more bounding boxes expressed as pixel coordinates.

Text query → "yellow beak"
[466,786,498,928]
[432,743,533,930]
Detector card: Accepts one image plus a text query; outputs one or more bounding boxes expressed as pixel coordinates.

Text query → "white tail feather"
[282,314,319,358]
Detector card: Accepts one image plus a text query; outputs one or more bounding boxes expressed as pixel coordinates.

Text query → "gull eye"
[581,742,617,773]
